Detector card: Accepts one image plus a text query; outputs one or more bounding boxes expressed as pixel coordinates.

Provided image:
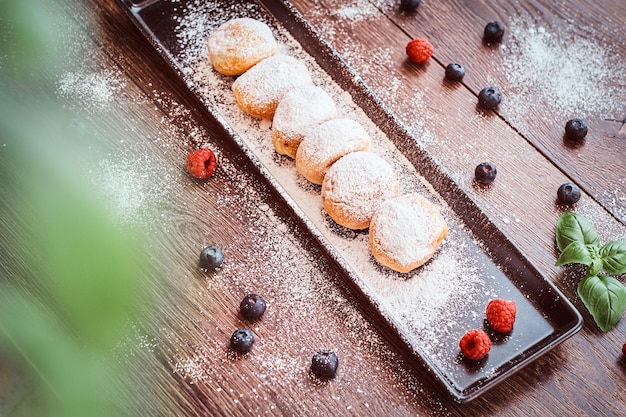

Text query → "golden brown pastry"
[321,151,398,230]
[231,55,312,119]
[369,193,448,273]
[272,85,337,158]
[207,18,277,76]
[295,118,371,184]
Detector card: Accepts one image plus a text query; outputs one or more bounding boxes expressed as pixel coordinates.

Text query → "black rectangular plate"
[117,0,583,403]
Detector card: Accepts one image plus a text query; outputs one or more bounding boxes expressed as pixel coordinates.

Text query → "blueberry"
[478,87,502,110]
[230,328,254,352]
[564,118,588,141]
[557,182,581,205]
[484,21,505,43]
[199,245,224,270]
[311,349,339,378]
[240,294,267,321]
[474,162,497,185]
[445,63,465,81]
[400,0,422,11]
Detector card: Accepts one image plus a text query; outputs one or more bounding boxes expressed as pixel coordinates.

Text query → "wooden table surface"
[17,0,626,415]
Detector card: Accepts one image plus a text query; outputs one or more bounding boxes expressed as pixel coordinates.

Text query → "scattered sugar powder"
[90,154,174,227]
[57,69,126,111]
[164,151,445,413]
[574,195,626,244]
[331,1,380,23]
[599,177,626,224]
[374,77,437,145]
[498,20,626,134]
[310,27,437,146]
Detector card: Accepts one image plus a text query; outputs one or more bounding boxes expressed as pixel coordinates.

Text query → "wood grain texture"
[379,0,626,223]
[4,0,625,416]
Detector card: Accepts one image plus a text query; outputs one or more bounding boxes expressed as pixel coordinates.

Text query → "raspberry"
[623,341,626,356]
[406,38,434,64]
[459,329,491,360]
[486,299,516,333]
[186,148,217,179]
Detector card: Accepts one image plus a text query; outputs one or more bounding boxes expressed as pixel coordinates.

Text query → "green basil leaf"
[586,257,604,278]
[555,211,600,252]
[577,275,626,332]
[599,240,626,275]
[555,241,593,266]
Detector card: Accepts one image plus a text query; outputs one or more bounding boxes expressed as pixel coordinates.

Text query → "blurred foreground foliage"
[1,0,154,415]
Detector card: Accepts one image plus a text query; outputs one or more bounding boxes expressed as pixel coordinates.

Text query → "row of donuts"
[207,18,448,273]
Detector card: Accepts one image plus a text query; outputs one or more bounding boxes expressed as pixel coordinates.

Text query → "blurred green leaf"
[0,0,62,78]
[0,0,156,415]
[0,289,129,417]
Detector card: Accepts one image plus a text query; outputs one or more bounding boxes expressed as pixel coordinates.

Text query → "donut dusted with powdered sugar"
[321,151,398,230]
[232,55,312,119]
[272,85,337,158]
[207,18,277,76]
[369,193,448,273]
[296,118,371,185]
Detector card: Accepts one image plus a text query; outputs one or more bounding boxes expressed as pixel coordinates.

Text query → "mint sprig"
[555,211,626,332]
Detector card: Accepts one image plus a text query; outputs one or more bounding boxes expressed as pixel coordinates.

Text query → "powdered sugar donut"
[232,55,312,120]
[272,85,337,158]
[369,193,448,273]
[296,118,371,185]
[321,151,398,230]
[207,18,277,76]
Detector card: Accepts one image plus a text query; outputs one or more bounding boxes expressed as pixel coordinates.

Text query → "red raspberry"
[485,299,516,333]
[622,341,626,356]
[186,148,217,179]
[459,329,491,360]
[405,38,434,64]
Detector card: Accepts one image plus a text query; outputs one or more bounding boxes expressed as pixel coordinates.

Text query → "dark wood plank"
[369,0,626,223]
